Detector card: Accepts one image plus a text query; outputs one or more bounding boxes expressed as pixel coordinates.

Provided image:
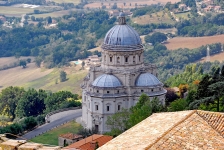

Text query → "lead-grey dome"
[136,73,161,86]
[92,74,122,87]
[103,25,142,46]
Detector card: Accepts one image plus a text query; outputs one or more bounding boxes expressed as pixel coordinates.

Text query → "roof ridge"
[144,110,197,150]
[196,110,224,137]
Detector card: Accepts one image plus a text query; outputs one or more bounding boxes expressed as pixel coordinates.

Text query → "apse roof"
[136,73,161,87]
[92,74,122,88]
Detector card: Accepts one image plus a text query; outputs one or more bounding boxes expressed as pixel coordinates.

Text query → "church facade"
[81,12,167,133]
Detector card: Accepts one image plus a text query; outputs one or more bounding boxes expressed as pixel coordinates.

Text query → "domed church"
[81,12,167,133]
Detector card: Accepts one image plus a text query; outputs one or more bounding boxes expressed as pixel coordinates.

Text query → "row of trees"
[144,42,223,81]
[176,13,224,36]
[0,87,81,121]
[166,64,224,113]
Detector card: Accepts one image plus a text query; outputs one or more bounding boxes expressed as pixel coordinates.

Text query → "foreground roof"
[63,134,112,150]
[98,110,224,150]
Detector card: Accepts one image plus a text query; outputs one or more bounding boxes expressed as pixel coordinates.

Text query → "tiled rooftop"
[63,134,112,150]
[98,110,224,150]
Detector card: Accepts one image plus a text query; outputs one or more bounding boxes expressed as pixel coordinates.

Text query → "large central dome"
[103,12,142,47]
[103,25,142,46]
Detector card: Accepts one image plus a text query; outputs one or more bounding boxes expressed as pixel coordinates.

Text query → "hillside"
[164,35,224,50]
[0,57,87,95]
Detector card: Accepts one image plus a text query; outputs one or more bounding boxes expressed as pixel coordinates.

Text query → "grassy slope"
[132,11,175,25]
[0,6,34,16]
[50,0,80,4]
[30,121,81,146]
[22,66,88,95]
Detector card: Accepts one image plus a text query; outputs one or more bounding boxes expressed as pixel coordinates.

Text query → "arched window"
[117,57,120,63]
[110,56,112,62]
[125,57,128,63]
[117,102,122,111]
[106,103,111,112]
[133,56,135,63]
[139,55,141,61]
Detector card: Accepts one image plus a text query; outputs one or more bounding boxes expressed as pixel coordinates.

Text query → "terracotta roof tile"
[149,113,224,149]
[63,134,112,150]
[98,110,224,150]
[197,110,224,137]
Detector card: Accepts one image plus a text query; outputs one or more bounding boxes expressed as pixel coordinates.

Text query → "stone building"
[58,133,83,147]
[81,12,167,133]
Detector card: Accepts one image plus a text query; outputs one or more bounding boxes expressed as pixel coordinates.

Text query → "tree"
[190,82,224,112]
[106,108,130,135]
[128,95,163,128]
[60,71,67,82]
[144,32,167,45]
[0,86,25,120]
[16,89,47,118]
[111,3,117,9]
[168,99,187,111]
[166,88,179,103]
[26,58,31,63]
[35,57,42,67]
[81,61,85,70]
[47,16,52,24]
[19,60,26,68]
[31,16,35,21]
[22,116,37,130]
[44,91,79,112]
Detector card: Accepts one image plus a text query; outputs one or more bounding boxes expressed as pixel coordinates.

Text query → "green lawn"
[30,121,81,146]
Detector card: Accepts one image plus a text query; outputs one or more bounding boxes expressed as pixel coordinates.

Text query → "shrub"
[23,117,37,130]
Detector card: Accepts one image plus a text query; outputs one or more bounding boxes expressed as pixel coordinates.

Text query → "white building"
[81,12,167,133]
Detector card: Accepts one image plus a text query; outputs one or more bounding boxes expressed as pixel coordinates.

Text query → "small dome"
[103,25,142,46]
[136,73,161,86]
[119,12,125,17]
[92,74,122,87]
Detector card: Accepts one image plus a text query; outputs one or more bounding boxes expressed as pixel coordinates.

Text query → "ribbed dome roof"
[103,25,142,46]
[92,74,122,88]
[136,73,161,87]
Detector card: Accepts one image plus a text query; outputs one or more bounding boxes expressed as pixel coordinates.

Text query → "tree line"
[143,41,223,81]
[0,87,81,136]
[165,64,224,113]
[176,13,224,37]
[0,87,81,120]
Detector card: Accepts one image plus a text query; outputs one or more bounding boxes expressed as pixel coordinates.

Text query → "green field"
[30,121,81,146]
[175,12,192,20]
[50,0,80,4]
[32,9,76,18]
[0,6,34,16]
[132,11,175,25]
[22,67,88,96]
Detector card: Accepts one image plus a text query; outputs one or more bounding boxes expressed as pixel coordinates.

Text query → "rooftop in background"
[59,133,83,140]
[98,110,224,150]
[63,134,113,150]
